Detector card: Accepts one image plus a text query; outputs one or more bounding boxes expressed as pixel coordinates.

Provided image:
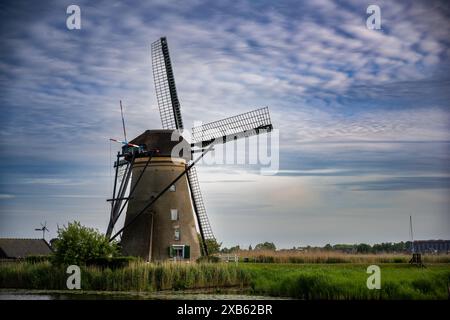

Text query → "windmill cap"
[129,129,191,161]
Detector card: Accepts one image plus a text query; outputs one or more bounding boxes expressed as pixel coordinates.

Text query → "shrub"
[86,256,138,269]
[196,255,220,263]
[25,255,51,264]
[52,221,119,266]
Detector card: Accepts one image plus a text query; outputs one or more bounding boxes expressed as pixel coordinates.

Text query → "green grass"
[1,262,449,299]
[240,263,450,299]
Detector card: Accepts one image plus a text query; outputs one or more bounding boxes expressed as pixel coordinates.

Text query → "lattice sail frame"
[191,107,272,147]
[187,166,215,241]
[151,37,183,130]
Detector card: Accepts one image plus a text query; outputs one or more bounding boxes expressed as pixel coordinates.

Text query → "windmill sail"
[192,107,273,148]
[151,37,183,130]
[187,166,215,254]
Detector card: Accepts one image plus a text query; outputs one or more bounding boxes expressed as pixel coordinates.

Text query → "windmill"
[409,215,415,254]
[35,222,49,241]
[105,37,273,261]
[408,215,424,266]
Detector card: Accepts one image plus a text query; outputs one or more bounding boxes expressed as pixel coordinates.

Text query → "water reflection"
[0,290,283,300]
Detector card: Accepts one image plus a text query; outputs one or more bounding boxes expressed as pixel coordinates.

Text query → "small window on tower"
[174,228,180,241]
[170,209,178,221]
[169,184,176,192]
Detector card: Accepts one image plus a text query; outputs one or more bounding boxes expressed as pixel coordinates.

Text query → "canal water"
[0,290,284,300]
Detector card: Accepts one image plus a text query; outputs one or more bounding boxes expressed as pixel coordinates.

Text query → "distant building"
[0,238,52,260]
[414,240,450,253]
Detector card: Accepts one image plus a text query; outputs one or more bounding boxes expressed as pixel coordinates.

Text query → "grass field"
[241,263,450,299]
[1,261,449,299]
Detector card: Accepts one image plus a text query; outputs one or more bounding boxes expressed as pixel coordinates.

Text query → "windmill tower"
[106,37,273,262]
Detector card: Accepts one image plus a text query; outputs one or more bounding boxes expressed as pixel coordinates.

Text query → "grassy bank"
[241,263,450,299]
[1,262,449,299]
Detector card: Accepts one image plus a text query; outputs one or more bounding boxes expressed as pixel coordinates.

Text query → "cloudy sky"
[0,0,449,248]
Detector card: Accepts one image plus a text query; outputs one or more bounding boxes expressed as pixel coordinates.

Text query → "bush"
[254,242,276,251]
[52,221,119,266]
[25,255,51,264]
[86,256,138,269]
[196,255,220,263]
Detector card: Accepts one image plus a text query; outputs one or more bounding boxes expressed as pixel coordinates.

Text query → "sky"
[0,0,449,248]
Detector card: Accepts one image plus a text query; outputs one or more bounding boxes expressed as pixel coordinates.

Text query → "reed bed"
[0,261,250,292]
[237,250,450,264]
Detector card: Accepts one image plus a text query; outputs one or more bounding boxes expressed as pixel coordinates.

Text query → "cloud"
[19,178,88,186]
[0,0,449,246]
[335,176,450,191]
[0,194,15,199]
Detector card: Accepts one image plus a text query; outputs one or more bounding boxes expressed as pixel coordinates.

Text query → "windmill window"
[170,209,178,221]
[174,228,180,241]
[169,184,176,192]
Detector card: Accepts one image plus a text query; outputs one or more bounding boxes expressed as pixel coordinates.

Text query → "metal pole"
[112,154,154,228]
[106,152,121,236]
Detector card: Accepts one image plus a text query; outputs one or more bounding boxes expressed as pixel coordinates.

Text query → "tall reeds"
[0,261,250,292]
[237,250,450,264]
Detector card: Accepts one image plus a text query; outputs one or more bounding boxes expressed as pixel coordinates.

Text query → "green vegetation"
[197,234,222,255]
[0,262,249,292]
[223,241,421,254]
[241,263,450,299]
[52,221,119,265]
[328,242,412,253]
[2,221,448,299]
[237,249,450,264]
[1,261,448,299]
[254,242,276,251]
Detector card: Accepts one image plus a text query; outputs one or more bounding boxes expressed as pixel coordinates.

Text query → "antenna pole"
[410,215,415,253]
[120,100,127,142]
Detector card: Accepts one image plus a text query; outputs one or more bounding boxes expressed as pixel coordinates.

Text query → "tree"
[52,221,119,265]
[254,242,276,251]
[248,245,253,251]
[197,234,222,255]
[356,243,372,253]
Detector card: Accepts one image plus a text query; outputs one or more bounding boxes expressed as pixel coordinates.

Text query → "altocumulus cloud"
[0,0,449,246]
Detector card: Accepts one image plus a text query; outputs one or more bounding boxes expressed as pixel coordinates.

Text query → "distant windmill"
[106,37,273,262]
[409,215,415,253]
[35,222,49,240]
[408,215,424,266]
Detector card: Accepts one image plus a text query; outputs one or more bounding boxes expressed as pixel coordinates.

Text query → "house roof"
[0,238,52,259]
